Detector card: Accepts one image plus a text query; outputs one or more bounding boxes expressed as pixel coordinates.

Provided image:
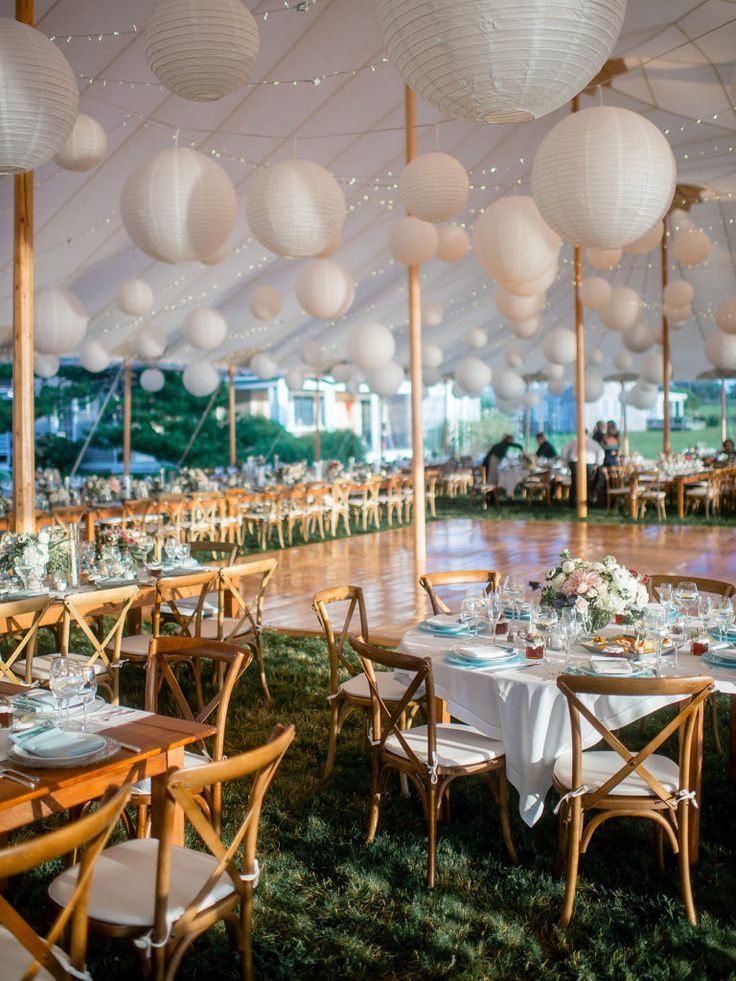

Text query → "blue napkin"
[11,690,58,714]
[10,726,106,758]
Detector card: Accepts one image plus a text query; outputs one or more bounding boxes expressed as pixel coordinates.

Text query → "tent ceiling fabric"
[1,0,736,382]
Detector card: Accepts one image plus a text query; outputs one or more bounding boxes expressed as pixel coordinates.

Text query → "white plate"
[8,736,121,769]
[450,644,515,661]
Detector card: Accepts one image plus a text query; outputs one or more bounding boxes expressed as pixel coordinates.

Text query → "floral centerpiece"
[180,468,212,492]
[0,528,71,587]
[326,460,343,480]
[83,476,121,504]
[131,479,149,500]
[530,549,649,631]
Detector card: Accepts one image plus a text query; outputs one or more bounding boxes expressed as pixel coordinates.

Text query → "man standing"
[482,433,523,485]
[562,430,604,506]
[535,432,558,460]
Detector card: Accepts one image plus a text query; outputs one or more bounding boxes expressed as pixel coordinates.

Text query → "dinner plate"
[11,695,106,721]
[8,736,121,769]
[449,643,515,661]
[702,650,736,670]
[445,649,524,670]
[418,619,473,636]
[567,662,652,678]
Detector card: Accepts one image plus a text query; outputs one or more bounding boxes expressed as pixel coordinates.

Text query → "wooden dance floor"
[264,517,736,644]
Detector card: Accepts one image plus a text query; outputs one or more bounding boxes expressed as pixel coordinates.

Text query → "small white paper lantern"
[422,344,443,369]
[35,288,88,355]
[295,260,353,320]
[584,371,605,402]
[542,327,576,366]
[496,286,545,322]
[367,361,404,399]
[672,228,710,266]
[248,286,282,321]
[140,368,165,393]
[502,261,558,298]
[54,113,106,172]
[249,353,278,380]
[455,357,491,396]
[532,107,677,248]
[144,0,259,101]
[34,353,60,379]
[664,280,694,310]
[613,348,633,371]
[548,377,567,396]
[247,159,346,259]
[423,366,442,386]
[716,297,736,334]
[586,247,622,270]
[588,348,604,366]
[599,286,642,333]
[347,323,396,371]
[183,360,219,397]
[706,330,736,372]
[121,148,236,264]
[330,362,353,384]
[422,302,444,327]
[664,303,691,326]
[285,366,305,390]
[510,317,541,340]
[465,327,487,349]
[0,19,78,175]
[544,361,565,381]
[375,0,626,124]
[184,308,227,351]
[437,224,469,263]
[136,327,166,360]
[505,345,524,370]
[640,351,670,386]
[78,339,110,373]
[496,398,522,417]
[493,367,525,403]
[624,220,664,255]
[116,278,153,317]
[472,196,561,288]
[389,216,439,265]
[301,341,324,368]
[623,321,656,353]
[628,381,658,410]
[399,152,469,224]
[580,277,612,310]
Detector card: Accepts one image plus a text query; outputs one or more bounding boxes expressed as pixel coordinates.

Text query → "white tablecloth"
[399,626,727,826]
[497,466,529,497]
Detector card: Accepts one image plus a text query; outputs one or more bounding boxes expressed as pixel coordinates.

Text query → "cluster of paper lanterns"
[116,278,153,317]
[399,152,469,223]
[455,357,491,396]
[54,114,106,172]
[295,260,354,319]
[389,216,439,265]
[183,360,219,397]
[140,368,165,393]
[249,286,282,321]
[34,288,88,355]
[184,308,227,351]
[347,323,396,372]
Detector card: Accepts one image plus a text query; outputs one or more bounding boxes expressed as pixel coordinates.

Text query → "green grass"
[9,632,736,979]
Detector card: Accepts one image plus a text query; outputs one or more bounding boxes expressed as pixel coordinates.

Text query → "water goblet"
[486,591,503,637]
[460,594,484,637]
[78,665,97,732]
[502,574,525,624]
[559,609,580,670]
[713,595,734,645]
[674,581,699,617]
[49,657,86,732]
[14,560,34,593]
[164,536,179,565]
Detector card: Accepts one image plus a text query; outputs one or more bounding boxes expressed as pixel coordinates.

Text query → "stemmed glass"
[669,612,689,665]
[486,590,503,638]
[49,657,86,732]
[164,536,179,565]
[658,583,673,617]
[502,574,525,625]
[559,608,580,670]
[674,581,699,617]
[78,666,97,732]
[14,559,34,593]
[713,596,735,645]
[460,591,485,637]
[643,606,668,674]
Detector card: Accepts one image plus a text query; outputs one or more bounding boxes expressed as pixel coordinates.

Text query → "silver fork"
[0,768,40,789]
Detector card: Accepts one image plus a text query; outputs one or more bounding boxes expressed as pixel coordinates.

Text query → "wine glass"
[49,657,86,732]
[669,612,689,664]
[658,583,673,616]
[14,559,34,592]
[460,592,485,637]
[559,608,580,669]
[78,665,97,732]
[643,606,668,674]
[674,581,699,617]
[486,590,503,637]
[178,541,192,565]
[164,536,179,565]
[713,596,734,645]
[502,574,525,624]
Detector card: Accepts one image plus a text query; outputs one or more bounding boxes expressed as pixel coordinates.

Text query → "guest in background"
[602,430,621,469]
[592,420,606,445]
[562,430,604,506]
[535,432,558,460]
[483,433,523,485]
[722,438,735,458]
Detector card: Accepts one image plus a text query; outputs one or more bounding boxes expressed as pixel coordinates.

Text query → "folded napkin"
[11,690,57,714]
[589,657,634,676]
[452,643,513,661]
[10,726,106,758]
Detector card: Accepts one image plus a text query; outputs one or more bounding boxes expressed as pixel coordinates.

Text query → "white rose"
[562,561,574,575]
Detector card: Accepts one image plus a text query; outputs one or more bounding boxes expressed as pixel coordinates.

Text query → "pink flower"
[562,569,603,598]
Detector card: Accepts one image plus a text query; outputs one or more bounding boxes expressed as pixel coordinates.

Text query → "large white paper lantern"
[496,286,545,322]
[249,286,282,321]
[78,339,110,373]
[437,224,469,262]
[285,366,305,391]
[423,366,442,386]
[116,278,153,317]
[301,341,324,368]
[247,159,346,258]
[184,308,227,351]
[389,216,439,265]
[492,367,525,403]
[579,277,612,310]
[505,345,524,370]
[140,368,165,393]
[472,196,561,288]
[599,287,642,333]
[715,297,736,335]
[628,381,658,410]
[144,0,259,101]
[544,361,565,381]
[121,148,236,264]
[584,371,605,403]
[672,228,710,266]
[640,351,670,386]
[624,220,664,255]
[455,357,491,396]
[586,247,622,270]
[249,353,278,380]
[399,152,469,223]
[34,353,60,379]
[317,229,341,259]
[664,280,694,310]
[35,288,88,355]
[503,261,558,298]
[183,360,219,397]
[510,317,541,340]
[367,361,404,399]
[136,327,166,360]
[623,321,655,353]
[330,362,353,384]
[54,113,106,172]
[423,344,443,369]
[548,376,567,396]
[376,0,626,124]
[295,260,353,320]
[532,107,677,248]
[465,327,487,349]
[613,348,633,371]
[422,302,444,327]
[542,327,576,366]
[347,323,396,371]
[706,330,736,371]
[0,20,79,175]
[201,240,230,266]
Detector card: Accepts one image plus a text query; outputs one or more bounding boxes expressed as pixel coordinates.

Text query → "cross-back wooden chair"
[188,538,239,566]
[351,636,517,887]
[553,673,713,927]
[12,584,139,704]
[378,474,404,527]
[0,594,52,683]
[180,493,222,543]
[0,784,130,981]
[602,465,632,513]
[647,574,735,600]
[125,635,251,838]
[325,481,351,537]
[425,470,439,518]
[418,570,500,615]
[196,557,278,701]
[349,479,381,532]
[157,494,187,539]
[48,725,295,981]
[46,505,88,533]
[122,498,158,535]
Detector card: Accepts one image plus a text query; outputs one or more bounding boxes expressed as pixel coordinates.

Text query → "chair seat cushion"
[160,595,218,618]
[11,652,108,681]
[384,723,504,769]
[131,750,209,796]
[554,750,680,798]
[116,633,153,657]
[607,488,630,496]
[48,838,235,930]
[197,618,254,641]
[0,925,59,979]
[339,671,414,703]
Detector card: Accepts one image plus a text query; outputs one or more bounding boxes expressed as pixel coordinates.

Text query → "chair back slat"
[312,585,370,691]
[418,569,499,615]
[646,574,735,600]
[0,595,51,682]
[216,557,277,642]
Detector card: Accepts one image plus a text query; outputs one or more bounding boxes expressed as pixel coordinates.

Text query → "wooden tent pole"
[661,222,671,455]
[228,365,237,466]
[572,96,587,518]
[405,85,427,569]
[721,378,727,444]
[621,382,629,457]
[12,0,36,533]
[122,358,132,480]
[314,374,321,463]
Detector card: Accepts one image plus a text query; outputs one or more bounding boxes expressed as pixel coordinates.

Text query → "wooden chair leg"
[426,783,438,887]
[366,758,381,845]
[678,804,697,925]
[496,771,519,865]
[323,700,340,780]
[710,693,723,755]
[559,801,582,927]
[654,824,665,874]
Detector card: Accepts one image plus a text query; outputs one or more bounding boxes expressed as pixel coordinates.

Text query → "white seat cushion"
[0,925,59,979]
[48,839,235,930]
[554,750,680,798]
[197,618,254,641]
[384,723,504,769]
[116,633,153,657]
[160,595,218,618]
[11,652,108,681]
[339,671,413,703]
[131,750,209,796]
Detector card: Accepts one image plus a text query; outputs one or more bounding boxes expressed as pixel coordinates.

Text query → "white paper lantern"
[366,361,404,399]
[330,362,353,384]
[599,286,642,333]
[505,345,524,370]
[183,360,219,397]
[623,321,656,353]
[532,107,677,248]
[249,353,278,380]
[295,260,353,320]
[316,229,341,259]
[706,330,736,372]
[34,353,60,379]
[140,368,165,393]
[496,398,522,417]
[422,303,444,328]
[54,113,106,172]
[496,286,545,322]
[399,152,469,223]
[78,339,110,373]
[335,276,356,318]
[423,366,442,387]
[144,0,259,101]
[247,159,346,259]
[0,20,79,175]
[502,261,558,298]
[184,308,227,351]
[121,147,236,264]
[542,327,576,366]
[588,348,604,366]
[248,286,282,321]
[586,247,622,270]
[584,371,605,403]
[664,280,694,310]
[664,303,691,327]
[456,357,491,396]
[472,196,561,288]
[437,224,469,263]
[423,344,443,369]
[301,341,324,368]
[116,278,153,317]
[672,228,710,266]
[452,382,467,399]
[285,367,305,391]
[628,381,658,410]
[493,367,525,403]
[624,220,664,255]
[548,377,567,396]
[579,277,612,310]
[347,323,396,371]
[201,240,230,266]
[544,361,565,381]
[136,327,166,360]
[613,348,633,371]
[376,0,626,124]
[640,351,670,386]
[35,288,88,355]
[389,216,438,265]
[524,390,540,408]
[510,317,541,340]
[465,327,487,350]
[716,297,736,335]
